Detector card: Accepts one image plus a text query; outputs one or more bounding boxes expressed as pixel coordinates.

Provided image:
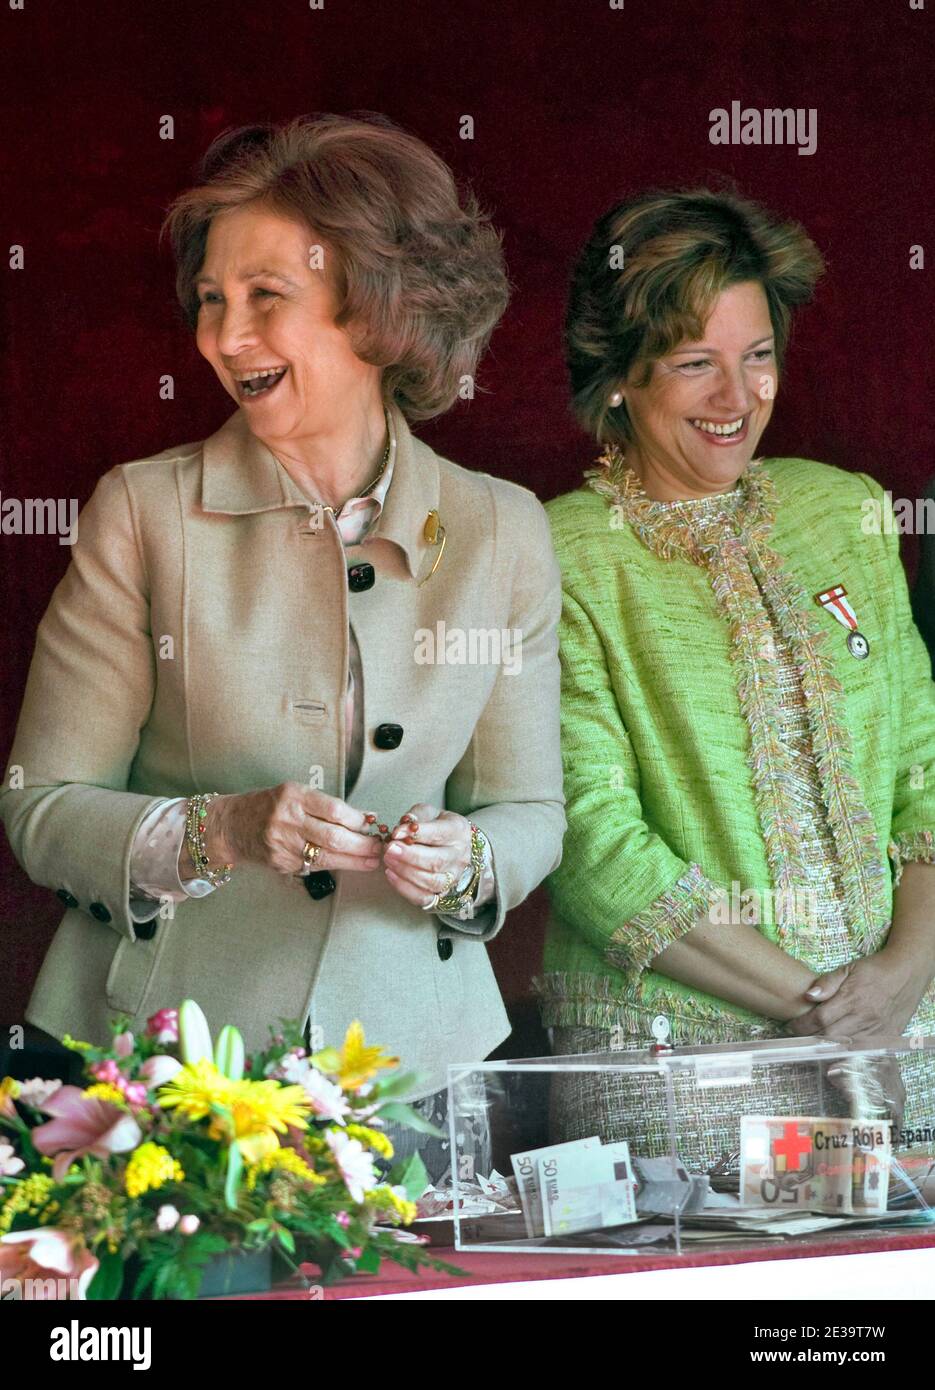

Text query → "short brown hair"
[565,187,825,445]
[161,113,510,419]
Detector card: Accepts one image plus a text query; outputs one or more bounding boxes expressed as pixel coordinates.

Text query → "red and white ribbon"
[814,584,859,632]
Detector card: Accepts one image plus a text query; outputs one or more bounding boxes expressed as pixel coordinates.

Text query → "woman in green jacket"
[538,188,935,1171]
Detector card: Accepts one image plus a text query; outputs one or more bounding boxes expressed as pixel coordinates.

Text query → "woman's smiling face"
[194,203,381,441]
[619,280,778,499]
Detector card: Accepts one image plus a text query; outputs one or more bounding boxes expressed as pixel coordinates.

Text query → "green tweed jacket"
[535,452,935,1047]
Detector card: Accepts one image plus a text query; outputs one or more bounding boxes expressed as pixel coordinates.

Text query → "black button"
[89,902,112,923]
[304,871,337,900]
[348,562,375,592]
[135,920,158,941]
[56,889,79,909]
[437,937,454,961]
[374,723,403,750]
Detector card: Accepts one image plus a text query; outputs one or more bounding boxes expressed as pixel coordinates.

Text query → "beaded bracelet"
[434,822,485,914]
[185,793,233,887]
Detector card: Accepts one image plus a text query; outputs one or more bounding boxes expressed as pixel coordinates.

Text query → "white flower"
[0,1141,24,1176]
[325,1129,379,1204]
[156,1205,180,1232]
[178,1215,200,1235]
[277,1055,349,1124]
[16,1078,62,1108]
[140,1055,183,1088]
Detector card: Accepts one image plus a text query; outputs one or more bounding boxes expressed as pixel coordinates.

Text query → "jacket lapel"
[200,402,442,581]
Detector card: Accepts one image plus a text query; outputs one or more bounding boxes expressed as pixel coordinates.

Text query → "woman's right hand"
[194,783,383,879]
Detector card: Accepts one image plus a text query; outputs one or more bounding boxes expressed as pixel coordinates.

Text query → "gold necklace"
[331,413,391,518]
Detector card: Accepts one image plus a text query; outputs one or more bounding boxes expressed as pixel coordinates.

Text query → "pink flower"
[0,1228,99,1299]
[31,1086,142,1182]
[325,1130,378,1204]
[335,1211,351,1228]
[156,1205,180,1232]
[114,1031,135,1058]
[140,1055,182,1089]
[15,1078,62,1108]
[275,1055,349,1123]
[90,1059,121,1085]
[122,1082,149,1109]
[178,1215,200,1235]
[0,1140,24,1177]
[347,1246,362,1259]
[145,1008,179,1044]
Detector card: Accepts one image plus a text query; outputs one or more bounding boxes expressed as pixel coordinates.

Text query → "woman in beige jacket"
[0,116,565,1168]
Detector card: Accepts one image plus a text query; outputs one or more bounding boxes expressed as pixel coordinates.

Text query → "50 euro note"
[510,1137,601,1237]
[539,1140,638,1237]
[740,1115,891,1216]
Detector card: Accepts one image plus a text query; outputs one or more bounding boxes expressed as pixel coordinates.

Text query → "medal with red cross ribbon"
[813,584,870,659]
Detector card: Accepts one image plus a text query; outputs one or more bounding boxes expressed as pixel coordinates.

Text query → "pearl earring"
[608,390,623,408]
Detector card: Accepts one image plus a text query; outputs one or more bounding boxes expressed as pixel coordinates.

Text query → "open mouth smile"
[689,415,749,445]
[231,366,288,401]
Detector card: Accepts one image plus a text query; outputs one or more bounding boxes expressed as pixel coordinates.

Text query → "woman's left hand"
[381,803,473,909]
[786,952,924,1048]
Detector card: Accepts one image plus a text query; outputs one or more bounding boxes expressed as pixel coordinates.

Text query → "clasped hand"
[786,953,922,1050]
[212,783,474,909]
[786,954,921,1129]
[379,802,475,909]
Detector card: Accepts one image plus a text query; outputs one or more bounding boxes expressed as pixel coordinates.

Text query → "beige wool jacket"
[0,403,565,1099]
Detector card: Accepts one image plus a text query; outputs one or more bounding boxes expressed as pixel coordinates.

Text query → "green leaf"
[355,1246,381,1274]
[224,1142,244,1210]
[368,1071,421,1101]
[326,1221,354,1249]
[153,1262,172,1300]
[131,1267,155,1299]
[275,1226,296,1255]
[186,1231,229,1258]
[308,1046,341,1073]
[132,1256,164,1299]
[377,1101,446,1138]
[385,1150,429,1201]
[85,1251,124,1300]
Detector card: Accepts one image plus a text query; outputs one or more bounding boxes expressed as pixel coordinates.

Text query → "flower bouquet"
[0,1001,464,1299]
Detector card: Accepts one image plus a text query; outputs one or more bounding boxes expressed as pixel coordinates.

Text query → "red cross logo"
[773,1122,813,1172]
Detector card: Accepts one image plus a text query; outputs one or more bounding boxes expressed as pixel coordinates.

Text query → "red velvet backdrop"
[1,0,932,1029]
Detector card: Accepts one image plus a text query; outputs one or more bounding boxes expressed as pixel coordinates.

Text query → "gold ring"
[302,841,321,870]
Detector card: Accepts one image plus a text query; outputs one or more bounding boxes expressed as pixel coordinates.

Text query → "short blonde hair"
[565,187,825,444]
[161,113,510,420]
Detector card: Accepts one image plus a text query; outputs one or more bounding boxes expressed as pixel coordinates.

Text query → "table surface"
[205,1222,935,1300]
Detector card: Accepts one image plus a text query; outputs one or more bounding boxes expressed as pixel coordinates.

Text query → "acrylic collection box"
[446,1036,935,1256]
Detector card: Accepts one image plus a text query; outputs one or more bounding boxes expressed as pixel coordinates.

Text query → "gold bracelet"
[434,823,485,913]
[185,793,233,887]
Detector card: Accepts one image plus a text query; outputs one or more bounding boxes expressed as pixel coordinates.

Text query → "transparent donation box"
[446,1036,935,1256]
